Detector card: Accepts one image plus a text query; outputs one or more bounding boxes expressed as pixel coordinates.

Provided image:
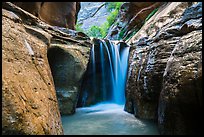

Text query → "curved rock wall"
[125,2,202,135]
[2,2,91,134]
[3,1,202,135]
[12,2,81,29]
[2,7,63,135]
[105,2,164,40]
[47,40,90,115]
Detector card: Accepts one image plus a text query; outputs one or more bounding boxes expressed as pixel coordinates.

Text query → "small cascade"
[112,41,130,104]
[78,39,130,106]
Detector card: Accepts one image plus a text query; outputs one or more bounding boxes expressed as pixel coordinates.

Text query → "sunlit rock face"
[2,2,91,134]
[2,4,63,135]
[105,2,164,40]
[12,2,81,29]
[125,2,202,135]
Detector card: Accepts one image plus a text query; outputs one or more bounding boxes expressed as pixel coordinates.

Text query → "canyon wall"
[77,2,109,31]
[2,1,202,135]
[12,2,81,29]
[105,2,164,40]
[125,2,202,135]
[2,2,91,134]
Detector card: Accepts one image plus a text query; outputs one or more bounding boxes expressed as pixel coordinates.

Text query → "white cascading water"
[61,39,159,135]
[99,40,130,104]
[101,40,123,104]
[82,39,129,105]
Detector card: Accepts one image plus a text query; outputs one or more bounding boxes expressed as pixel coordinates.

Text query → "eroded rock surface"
[2,8,63,135]
[48,39,90,115]
[125,2,202,135]
[2,2,91,134]
[105,2,164,40]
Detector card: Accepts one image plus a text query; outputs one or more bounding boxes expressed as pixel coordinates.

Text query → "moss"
[107,10,119,26]
[145,8,158,23]
[118,28,126,40]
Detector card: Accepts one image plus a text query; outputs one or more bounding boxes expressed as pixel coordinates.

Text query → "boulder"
[47,41,90,115]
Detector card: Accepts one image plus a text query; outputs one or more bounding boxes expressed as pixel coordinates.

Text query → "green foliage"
[106,2,123,12]
[86,22,109,38]
[107,10,118,26]
[145,8,158,23]
[87,26,102,38]
[100,22,109,38]
[76,2,124,38]
[118,28,126,40]
[76,23,84,32]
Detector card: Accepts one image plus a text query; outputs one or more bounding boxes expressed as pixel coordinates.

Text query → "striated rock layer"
[2,2,91,134]
[105,2,164,40]
[125,2,202,135]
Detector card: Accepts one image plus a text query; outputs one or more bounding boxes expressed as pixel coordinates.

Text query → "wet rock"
[106,2,164,40]
[47,43,90,115]
[158,2,202,135]
[125,2,202,135]
[158,30,202,135]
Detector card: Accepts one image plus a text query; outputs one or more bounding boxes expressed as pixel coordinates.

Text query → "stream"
[61,102,159,135]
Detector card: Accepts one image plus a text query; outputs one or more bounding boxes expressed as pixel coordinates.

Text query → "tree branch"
[78,3,106,23]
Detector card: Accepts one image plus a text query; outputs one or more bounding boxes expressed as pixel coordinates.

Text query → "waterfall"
[79,39,130,106]
[112,41,130,104]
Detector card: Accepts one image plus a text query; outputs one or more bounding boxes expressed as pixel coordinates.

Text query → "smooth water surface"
[61,103,159,135]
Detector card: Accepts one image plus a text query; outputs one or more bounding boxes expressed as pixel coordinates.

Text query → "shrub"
[76,23,84,32]
[100,22,109,38]
[118,28,126,40]
[76,2,124,38]
[107,10,118,26]
[106,2,123,12]
[87,26,102,38]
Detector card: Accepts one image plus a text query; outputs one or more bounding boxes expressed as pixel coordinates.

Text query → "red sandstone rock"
[12,2,81,29]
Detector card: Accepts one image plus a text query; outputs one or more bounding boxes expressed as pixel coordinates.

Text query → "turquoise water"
[61,103,159,135]
[62,40,159,135]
